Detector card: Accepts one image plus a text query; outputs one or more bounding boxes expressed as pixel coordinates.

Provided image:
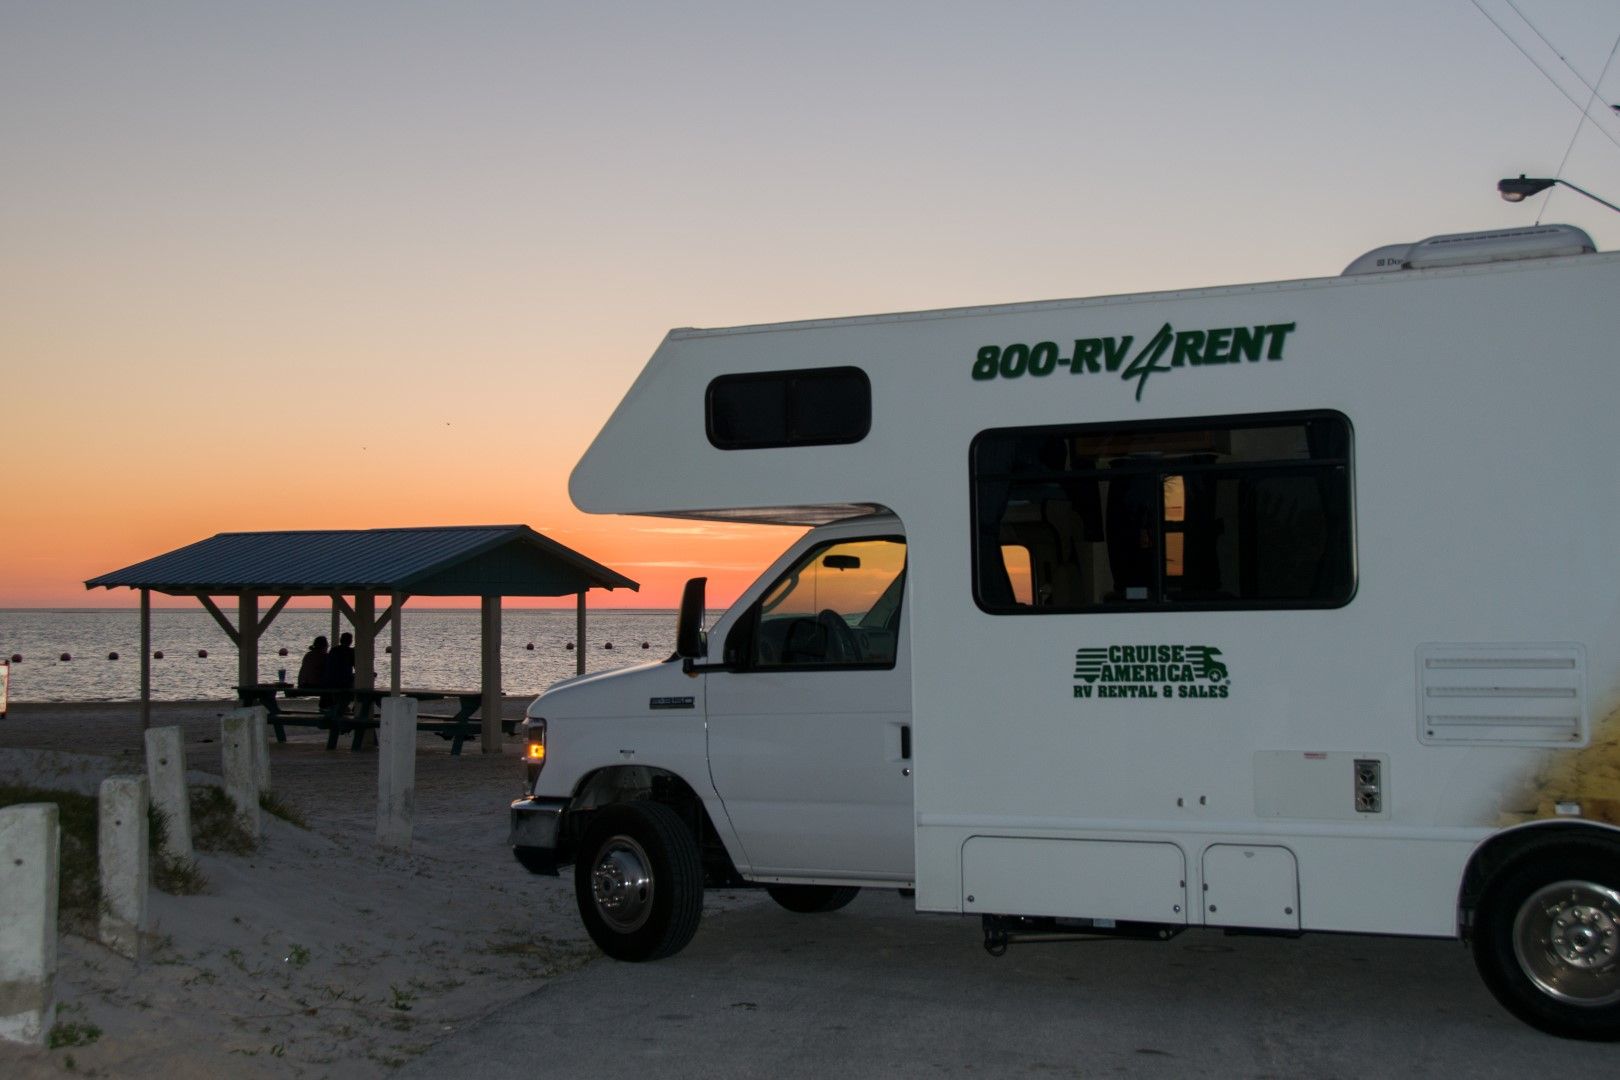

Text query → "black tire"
[575,802,703,962]
[1473,839,1620,1040]
[766,884,861,913]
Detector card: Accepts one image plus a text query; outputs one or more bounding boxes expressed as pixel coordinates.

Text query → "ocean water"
[0,608,688,704]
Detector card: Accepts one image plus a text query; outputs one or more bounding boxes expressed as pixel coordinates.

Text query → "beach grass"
[0,786,219,924]
[259,788,309,830]
[188,785,258,854]
[0,785,101,927]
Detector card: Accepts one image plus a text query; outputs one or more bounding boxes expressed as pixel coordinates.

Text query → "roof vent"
[1342,224,1595,276]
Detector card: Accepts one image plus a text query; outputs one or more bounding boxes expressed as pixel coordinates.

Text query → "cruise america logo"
[971,321,1297,401]
[1073,644,1231,700]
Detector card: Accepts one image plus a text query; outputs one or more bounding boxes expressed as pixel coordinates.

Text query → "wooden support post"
[354,593,376,692]
[139,588,151,732]
[256,594,291,636]
[237,592,259,694]
[390,592,403,694]
[576,590,586,676]
[480,596,501,754]
[196,596,241,645]
[330,598,341,650]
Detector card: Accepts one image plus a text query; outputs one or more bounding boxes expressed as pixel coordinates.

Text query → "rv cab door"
[705,535,913,882]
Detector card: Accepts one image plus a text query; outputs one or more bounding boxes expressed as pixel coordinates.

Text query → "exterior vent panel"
[1416,644,1585,747]
[1342,224,1595,276]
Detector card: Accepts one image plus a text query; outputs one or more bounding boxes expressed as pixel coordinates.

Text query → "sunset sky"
[6,2,1619,609]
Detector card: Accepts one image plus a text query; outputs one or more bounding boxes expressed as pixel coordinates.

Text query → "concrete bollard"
[220,713,261,837]
[226,706,271,792]
[377,695,418,850]
[98,776,150,961]
[0,804,58,1046]
[254,707,270,789]
[144,726,193,862]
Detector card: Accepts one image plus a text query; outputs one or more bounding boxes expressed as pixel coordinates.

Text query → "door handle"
[900,724,911,760]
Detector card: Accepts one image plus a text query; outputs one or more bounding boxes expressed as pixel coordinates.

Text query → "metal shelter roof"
[84,525,639,597]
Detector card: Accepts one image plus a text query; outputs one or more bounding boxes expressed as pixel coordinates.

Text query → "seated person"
[296,636,328,689]
[323,631,356,689]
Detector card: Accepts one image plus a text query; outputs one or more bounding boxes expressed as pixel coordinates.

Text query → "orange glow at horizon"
[34,501,806,612]
[4,305,804,610]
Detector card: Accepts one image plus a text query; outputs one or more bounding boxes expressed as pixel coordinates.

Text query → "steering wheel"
[781,618,818,663]
[817,609,859,663]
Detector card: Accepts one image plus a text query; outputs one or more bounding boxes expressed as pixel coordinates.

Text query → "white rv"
[511,224,1620,1039]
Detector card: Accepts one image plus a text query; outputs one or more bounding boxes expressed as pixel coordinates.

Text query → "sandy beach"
[0,698,605,1077]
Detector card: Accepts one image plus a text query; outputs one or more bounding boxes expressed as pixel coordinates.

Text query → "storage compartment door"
[960,837,1188,923]
[1201,844,1300,930]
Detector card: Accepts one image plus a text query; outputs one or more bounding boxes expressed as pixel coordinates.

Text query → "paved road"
[406,888,1613,1078]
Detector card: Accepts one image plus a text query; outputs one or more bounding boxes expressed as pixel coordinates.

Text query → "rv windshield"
[745,538,906,668]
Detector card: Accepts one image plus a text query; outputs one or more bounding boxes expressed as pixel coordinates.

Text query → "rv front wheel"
[575,802,703,962]
[1473,842,1620,1040]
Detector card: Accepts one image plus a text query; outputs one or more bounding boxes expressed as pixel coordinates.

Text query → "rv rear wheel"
[766,884,860,913]
[1473,841,1620,1040]
[575,802,703,962]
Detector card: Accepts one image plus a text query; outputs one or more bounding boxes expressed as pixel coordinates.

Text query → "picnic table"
[234,684,515,756]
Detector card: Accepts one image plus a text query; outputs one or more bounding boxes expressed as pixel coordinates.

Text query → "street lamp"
[1498,174,1620,214]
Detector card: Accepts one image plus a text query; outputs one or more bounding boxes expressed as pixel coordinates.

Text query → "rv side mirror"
[676,577,707,661]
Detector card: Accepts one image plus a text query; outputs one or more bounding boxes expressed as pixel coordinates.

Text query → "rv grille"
[1416,644,1585,747]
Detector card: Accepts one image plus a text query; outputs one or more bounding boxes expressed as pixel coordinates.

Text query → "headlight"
[524,718,547,786]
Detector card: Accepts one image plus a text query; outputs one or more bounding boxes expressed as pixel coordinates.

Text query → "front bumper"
[509,795,568,874]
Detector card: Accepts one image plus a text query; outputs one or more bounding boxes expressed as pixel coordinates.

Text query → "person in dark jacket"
[323,632,356,689]
[295,636,328,688]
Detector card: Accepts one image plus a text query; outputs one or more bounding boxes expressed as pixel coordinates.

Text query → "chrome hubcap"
[1513,880,1620,1006]
[590,835,654,933]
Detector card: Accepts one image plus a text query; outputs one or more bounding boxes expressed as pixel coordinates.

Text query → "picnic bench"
[234,684,518,756]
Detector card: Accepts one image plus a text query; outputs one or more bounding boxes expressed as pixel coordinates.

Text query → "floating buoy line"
[23,635,663,671]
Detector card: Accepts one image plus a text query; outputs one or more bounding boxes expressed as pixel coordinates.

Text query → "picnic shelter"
[84,525,639,752]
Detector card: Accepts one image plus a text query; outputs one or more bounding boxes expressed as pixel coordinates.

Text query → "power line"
[1541,32,1620,223]
[1503,0,1605,100]
[1470,0,1620,155]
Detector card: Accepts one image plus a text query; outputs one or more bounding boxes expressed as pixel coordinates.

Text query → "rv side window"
[971,411,1354,613]
[726,537,906,669]
[707,366,871,450]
